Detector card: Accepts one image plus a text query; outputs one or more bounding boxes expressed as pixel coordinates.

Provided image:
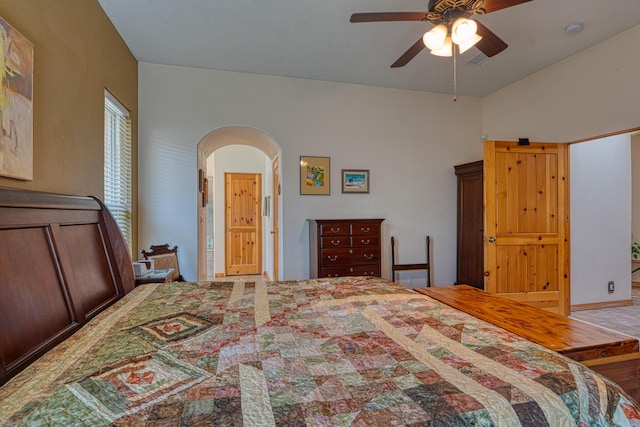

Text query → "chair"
[140,244,185,282]
[391,236,431,287]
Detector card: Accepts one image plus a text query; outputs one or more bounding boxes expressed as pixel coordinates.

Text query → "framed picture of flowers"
[300,156,330,195]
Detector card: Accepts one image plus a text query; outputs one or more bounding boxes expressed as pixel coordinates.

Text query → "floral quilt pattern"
[1,277,639,426]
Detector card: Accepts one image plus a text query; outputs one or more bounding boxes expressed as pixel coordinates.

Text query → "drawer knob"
[328,255,338,262]
[349,249,353,254]
[361,239,370,245]
[330,227,341,233]
[361,227,370,232]
[364,254,374,260]
[349,268,354,272]
[331,240,341,246]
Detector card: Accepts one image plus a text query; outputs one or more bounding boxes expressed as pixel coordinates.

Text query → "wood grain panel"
[0,187,135,386]
[57,223,118,319]
[0,227,75,370]
[484,141,569,314]
[228,229,258,274]
[225,173,261,275]
[454,161,484,289]
[416,286,638,358]
[583,353,640,402]
[416,285,640,401]
[308,219,384,279]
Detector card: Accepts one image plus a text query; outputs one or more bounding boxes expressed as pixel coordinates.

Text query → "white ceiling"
[97,0,640,97]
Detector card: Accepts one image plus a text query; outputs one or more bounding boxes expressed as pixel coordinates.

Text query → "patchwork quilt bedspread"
[1,277,639,426]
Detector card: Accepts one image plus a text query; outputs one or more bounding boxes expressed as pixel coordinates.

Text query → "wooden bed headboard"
[0,187,135,386]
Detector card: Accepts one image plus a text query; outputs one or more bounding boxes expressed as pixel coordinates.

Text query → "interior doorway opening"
[196,126,281,282]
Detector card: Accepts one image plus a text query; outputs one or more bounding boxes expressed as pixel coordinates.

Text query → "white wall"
[138,63,484,283]
[482,24,640,305]
[570,135,631,304]
[483,25,640,143]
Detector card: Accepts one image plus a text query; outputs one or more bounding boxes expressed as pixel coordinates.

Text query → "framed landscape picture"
[342,169,369,193]
[300,156,330,195]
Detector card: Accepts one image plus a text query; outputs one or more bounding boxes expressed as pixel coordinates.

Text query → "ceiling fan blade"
[391,38,425,68]
[350,12,428,23]
[482,0,533,14]
[474,21,508,57]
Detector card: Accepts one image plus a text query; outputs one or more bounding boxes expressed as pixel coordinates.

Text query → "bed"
[1,187,640,426]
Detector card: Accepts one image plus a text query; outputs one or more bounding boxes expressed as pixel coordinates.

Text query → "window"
[104,90,132,250]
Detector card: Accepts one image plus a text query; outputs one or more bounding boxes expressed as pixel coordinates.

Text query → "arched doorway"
[196,126,281,281]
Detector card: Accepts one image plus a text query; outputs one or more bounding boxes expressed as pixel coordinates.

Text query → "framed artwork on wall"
[300,156,330,195]
[0,17,34,181]
[342,169,369,193]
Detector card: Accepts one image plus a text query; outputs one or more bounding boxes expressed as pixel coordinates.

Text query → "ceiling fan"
[350,0,533,68]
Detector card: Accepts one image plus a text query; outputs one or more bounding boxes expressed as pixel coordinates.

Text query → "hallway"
[570,287,640,339]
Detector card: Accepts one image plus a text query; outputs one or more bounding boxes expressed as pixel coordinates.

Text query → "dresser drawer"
[319,222,350,236]
[351,235,379,247]
[320,236,351,248]
[320,248,379,267]
[351,222,380,236]
[320,265,381,278]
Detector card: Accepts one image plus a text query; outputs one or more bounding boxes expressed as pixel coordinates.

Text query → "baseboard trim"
[571,299,633,312]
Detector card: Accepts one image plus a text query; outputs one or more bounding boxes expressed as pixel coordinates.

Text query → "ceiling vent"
[467,51,488,65]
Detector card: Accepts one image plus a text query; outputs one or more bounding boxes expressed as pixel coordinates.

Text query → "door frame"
[196,126,281,281]
[272,156,280,281]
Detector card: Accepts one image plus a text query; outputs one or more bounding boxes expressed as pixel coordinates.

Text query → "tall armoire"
[454,161,484,289]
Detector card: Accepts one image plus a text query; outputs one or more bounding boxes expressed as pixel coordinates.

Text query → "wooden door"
[225,173,262,275]
[483,140,569,315]
[272,157,280,281]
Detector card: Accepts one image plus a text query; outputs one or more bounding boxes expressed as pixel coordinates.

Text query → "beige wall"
[0,0,138,249]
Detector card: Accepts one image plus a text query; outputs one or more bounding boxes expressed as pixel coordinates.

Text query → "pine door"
[483,140,570,315]
[225,173,262,275]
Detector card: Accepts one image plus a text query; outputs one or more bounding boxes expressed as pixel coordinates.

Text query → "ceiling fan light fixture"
[430,36,453,57]
[451,17,478,45]
[458,33,482,54]
[423,24,448,51]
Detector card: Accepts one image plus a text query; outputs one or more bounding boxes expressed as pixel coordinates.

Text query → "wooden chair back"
[140,244,185,282]
[391,236,431,287]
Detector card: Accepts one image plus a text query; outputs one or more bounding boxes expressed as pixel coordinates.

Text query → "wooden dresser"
[308,219,384,278]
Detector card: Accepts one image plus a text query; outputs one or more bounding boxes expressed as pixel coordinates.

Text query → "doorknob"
[226,227,231,232]
[488,237,496,243]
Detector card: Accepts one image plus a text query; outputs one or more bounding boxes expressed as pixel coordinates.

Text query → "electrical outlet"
[608,281,615,293]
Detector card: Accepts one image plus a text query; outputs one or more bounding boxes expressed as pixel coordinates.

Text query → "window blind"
[104,92,132,250]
